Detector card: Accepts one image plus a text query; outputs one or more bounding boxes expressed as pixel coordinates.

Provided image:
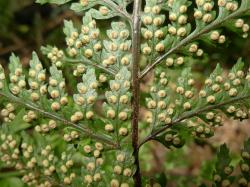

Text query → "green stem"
[139,94,250,148]
[140,6,250,79]
[0,91,118,148]
[0,170,24,178]
[102,0,132,21]
[64,57,117,76]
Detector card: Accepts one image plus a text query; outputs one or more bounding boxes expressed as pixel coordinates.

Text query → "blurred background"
[0,0,75,67]
[0,0,250,186]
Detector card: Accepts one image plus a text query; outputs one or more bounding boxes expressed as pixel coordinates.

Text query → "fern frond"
[140,0,250,78]
[1,0,250,186]
[103,67,131,145]
[141,60,250,147]
[0,55,117,147]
